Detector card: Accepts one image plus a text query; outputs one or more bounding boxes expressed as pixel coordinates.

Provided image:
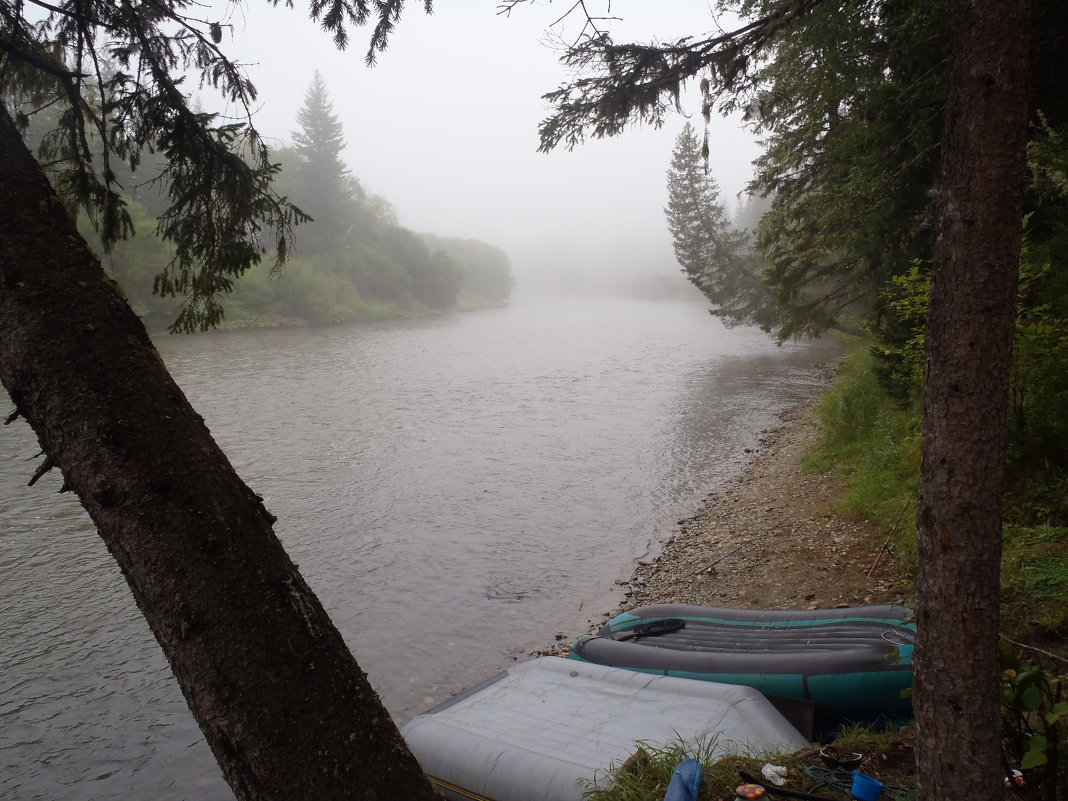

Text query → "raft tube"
[569,604,915,722]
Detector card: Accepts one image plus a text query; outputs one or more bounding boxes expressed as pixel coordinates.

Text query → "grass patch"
[802,342,1068,648]
[1001,525,1068,647]
[580,726,917,801]
[581,735,808,801]
[802,345,920,562]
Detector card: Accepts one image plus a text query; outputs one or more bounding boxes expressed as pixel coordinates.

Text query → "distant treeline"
[49,71,515,331]
[90,189,515,331]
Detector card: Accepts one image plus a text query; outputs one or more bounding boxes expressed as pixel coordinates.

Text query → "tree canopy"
[0,0,430,331]
[6,58,513,331]
[536,0,1066,343]
[529,2,1062,800]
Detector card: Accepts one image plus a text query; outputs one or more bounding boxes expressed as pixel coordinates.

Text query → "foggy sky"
[212,2,760,290]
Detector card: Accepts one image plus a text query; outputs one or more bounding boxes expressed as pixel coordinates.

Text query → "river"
[0,294,842,800]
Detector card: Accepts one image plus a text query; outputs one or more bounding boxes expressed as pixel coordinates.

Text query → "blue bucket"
[851,771,884,801]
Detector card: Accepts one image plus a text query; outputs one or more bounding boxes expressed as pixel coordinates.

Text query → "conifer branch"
[4,0,430,333]
[537,0,828,152]
[0,31,85,81]
[23,0,119,31]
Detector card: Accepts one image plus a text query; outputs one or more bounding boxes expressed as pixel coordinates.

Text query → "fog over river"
[1,295,843,800]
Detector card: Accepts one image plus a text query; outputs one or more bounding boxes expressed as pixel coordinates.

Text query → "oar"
[612,618,686,641]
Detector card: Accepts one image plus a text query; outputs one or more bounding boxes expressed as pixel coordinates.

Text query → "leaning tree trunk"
[0,103,438,801]
[915,1,1034,799]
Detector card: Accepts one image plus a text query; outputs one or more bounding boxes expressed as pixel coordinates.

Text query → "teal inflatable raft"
[569,604,914,722]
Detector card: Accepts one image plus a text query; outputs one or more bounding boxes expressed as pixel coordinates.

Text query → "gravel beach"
[577,403,912,641]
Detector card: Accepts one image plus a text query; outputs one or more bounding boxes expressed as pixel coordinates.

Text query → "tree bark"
[915,1,1035,798]
[0,102,438,801]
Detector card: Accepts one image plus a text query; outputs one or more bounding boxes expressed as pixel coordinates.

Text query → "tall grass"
[581,736,809,801]
[804,343,1068,645]
[579,727,918,801]
[802,345,920,561]
[1001,524,1068,640]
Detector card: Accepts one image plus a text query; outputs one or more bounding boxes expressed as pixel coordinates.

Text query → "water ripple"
[1,295,841,800]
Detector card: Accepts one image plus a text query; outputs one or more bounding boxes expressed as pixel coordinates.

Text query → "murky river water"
[1,295,842,800]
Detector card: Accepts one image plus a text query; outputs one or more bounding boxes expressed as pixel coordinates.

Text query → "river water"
[0,295,842,800]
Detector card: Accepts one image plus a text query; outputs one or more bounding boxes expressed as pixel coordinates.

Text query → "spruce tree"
[291,71,360,254]
[664,123,769,328]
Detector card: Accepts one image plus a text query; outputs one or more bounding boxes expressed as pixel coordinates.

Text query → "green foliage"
[1000,644,1068,799]
[21,60,515,331]
[1010,277,1068,521]
[579,727,921,801]
[581,738,715,801]
[343,243,415,306]
[83,190,508,328]
[540,0,948,341]
[1031,115,1068,200]
[806,347,1068,640]
[830,722,912,757]
[4,2,313,332]
[269,259,373,325]
[872,261,930,400]
[732,192,773,240]
[537,1,825,152]
[152,120,310,332]
[1001,526,1068,641]
[748,0,945,341]
[79,199,181,329]
[293,71,349,173]
[1,0,429,333]
[803,346,920,555]
[871,216,1068,526]
[381,227,462,310]
[421,234,515,306]
[580,735,806,801]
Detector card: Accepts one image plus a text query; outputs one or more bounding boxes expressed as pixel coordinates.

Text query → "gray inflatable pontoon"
[401,656,809,801]
[569,604,915,722]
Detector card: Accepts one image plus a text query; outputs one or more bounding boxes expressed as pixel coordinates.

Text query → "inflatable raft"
[569,604,915,722]
[401,656,809,801]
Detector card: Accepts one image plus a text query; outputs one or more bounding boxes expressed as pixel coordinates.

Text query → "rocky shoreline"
[554,403,911,651]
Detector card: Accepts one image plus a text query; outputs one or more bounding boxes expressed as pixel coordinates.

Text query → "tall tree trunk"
[0,103,437,801]
[915,1,1034,798]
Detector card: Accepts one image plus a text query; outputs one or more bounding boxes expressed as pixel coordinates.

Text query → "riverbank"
[144,296,510,335]
[631,404,911,611]
[544,403,921,801]
[558,402,913,647]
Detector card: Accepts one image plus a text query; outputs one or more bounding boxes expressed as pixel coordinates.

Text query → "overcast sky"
[212,2,761,289]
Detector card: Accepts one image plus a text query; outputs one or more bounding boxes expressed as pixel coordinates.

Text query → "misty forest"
[2,2,1068,801]
[18,67,514,331]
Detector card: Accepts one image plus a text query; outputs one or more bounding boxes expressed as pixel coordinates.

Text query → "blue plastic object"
[851,770,884,801]
[663,758,703,801]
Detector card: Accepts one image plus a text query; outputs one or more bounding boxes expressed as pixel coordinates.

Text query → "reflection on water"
[0,295,842,800]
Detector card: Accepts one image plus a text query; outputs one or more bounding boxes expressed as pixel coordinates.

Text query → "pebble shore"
[554,404,911,649]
